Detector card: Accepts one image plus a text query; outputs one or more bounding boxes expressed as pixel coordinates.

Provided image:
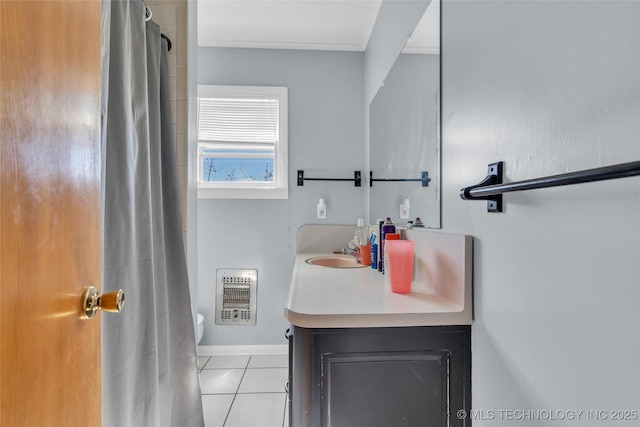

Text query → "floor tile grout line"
[235,391,289,395]
[245,366,289,370]
[222,358,250,426]
[200,354,287,370]
[221,388,238,427]
[200,356,213,370]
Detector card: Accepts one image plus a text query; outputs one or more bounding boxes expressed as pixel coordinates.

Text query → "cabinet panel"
[291,326,471,427]
[323,351,449,427]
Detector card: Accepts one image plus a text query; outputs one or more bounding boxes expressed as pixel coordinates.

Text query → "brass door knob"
[82,286,125,319]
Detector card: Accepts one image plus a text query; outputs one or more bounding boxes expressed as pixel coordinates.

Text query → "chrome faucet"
[339,247,361,262]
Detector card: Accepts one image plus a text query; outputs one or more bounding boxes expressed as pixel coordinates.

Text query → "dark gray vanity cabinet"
[290,325,471,427]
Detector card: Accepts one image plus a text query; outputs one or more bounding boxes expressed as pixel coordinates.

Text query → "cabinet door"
[322,350,449,427]
[292,326,471,427]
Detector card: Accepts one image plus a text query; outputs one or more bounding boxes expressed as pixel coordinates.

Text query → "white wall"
[197,48,364,345]
[442,0,640,422]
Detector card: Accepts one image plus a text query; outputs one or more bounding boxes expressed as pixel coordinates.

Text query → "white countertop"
[285,250,471,328]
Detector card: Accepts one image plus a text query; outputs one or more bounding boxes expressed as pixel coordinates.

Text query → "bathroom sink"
[305,256,367,268]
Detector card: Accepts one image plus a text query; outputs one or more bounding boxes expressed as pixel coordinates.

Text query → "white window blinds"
[197,97,280,144]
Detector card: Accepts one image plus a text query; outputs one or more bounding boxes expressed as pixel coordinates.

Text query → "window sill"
[197,187,288,200]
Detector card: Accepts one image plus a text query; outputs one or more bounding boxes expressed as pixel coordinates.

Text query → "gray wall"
[197,48,364,344]
[442,0,640,420]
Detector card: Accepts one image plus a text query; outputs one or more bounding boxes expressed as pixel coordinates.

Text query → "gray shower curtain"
[101,1,204,425]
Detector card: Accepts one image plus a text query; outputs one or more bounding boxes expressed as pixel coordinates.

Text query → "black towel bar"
[297,170,361,187]
[369,171,431,187]
[460,160,640,212]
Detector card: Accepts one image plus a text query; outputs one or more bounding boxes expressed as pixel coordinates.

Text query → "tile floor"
[198,353,289,427]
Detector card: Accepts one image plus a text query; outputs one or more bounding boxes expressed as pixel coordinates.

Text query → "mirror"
[369,0,440,228]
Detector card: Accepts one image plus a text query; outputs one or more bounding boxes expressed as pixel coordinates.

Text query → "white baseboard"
[197,344,288,356]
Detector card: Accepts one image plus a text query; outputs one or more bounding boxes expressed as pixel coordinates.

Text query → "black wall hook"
[160,33,172,52]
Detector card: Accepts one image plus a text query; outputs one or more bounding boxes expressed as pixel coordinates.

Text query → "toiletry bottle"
[414,217,424,228]
[380,217,395,274]
[370,233,378,270]
[354,219,368,247]
[377,219,384,271]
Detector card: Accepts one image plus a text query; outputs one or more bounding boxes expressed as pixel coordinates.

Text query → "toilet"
[197,313,204,344]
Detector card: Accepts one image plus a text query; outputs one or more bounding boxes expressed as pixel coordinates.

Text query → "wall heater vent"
[215,269,257,325]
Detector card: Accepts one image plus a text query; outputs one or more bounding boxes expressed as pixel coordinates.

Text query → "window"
[197,85,288,199]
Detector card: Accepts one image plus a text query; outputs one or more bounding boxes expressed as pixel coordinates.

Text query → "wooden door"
[1,1,102,425]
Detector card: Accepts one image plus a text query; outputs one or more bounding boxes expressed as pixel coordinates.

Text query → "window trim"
[197,85,288,200]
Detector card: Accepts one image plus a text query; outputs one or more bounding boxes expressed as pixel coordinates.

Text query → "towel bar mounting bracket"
[460,162,504,212]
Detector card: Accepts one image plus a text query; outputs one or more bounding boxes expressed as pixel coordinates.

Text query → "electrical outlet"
[317,200,327,219]
[317,206,326,219]
[400,199,410,219]
[400,205,409,219]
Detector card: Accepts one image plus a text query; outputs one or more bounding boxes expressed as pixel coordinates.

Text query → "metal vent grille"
[215,269,257,325]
